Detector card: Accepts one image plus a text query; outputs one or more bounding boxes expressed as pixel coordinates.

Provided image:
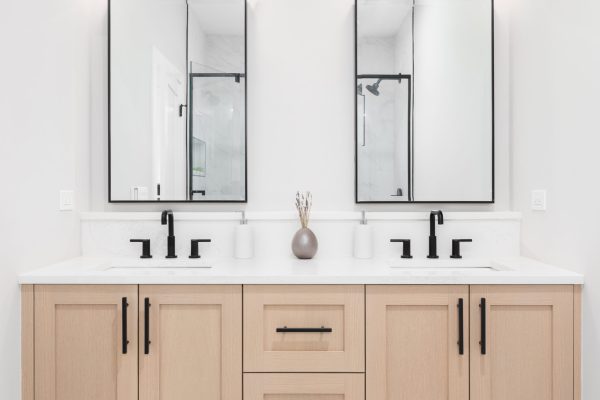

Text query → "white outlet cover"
[531,190,547,211]
[59,190,74,211]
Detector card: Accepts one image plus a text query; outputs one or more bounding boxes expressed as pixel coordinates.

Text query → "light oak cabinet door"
[139,285,242,400]
[34,285,138,400]
[244,373,364,400]
[470,285,574,400]
[244,285,364,372]
[366,285,469,400]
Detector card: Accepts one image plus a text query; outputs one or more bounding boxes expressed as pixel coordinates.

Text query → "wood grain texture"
[574,285,582,400]
[470,285,574,400]
[139,285,242,400]
[244,373,364,400]
[366,285,469,400]
[21,285,34,400]
[34,285,138,400]
[244,285,364,372]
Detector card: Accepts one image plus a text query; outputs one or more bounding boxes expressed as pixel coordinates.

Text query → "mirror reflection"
[110,0,246,202]
[356,0,493,203]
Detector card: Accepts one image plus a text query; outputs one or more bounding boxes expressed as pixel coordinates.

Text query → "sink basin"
[387,258,510,271]
[102,258,213,271]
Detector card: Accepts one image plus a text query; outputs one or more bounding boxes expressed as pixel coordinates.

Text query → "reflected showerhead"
[357,83,363,96]
[366,79,382,96]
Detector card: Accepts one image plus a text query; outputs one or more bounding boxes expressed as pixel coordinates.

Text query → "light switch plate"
[531,190,546,211]
[59,190,74,211]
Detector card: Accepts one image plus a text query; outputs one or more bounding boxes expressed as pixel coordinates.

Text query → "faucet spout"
[427,210,444,259]
[161,210,177,258]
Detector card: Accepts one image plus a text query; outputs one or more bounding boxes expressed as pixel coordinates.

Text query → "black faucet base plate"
[427,255,439,259]
[189,255,201,259]
[140,255,153,259]
[165,255,178,259]
[401,255,413,259]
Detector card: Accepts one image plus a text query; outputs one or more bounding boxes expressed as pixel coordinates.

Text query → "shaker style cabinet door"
[366,285,469,400]
[470,285,574,400]
[34,285,138,400]
[244,373,364,400]
[139,285,242,400]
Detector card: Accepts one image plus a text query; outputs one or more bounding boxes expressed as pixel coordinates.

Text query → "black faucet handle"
[450,239,472,259]
[130,239,152,259]
[390,239,413,259]
[189,239,212,259]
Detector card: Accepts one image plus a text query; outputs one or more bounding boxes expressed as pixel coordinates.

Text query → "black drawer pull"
[144,298,151,355]
[457,298,464,355]
[479,298,487,355]
[121,297,129,354]
[276,326,333,333]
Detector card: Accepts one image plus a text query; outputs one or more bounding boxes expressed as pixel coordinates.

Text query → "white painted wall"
[0,0,103,397]
[508,0,600,397]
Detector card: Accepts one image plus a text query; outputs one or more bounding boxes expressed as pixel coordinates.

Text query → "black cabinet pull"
[276,326,333,333]
[144,298,151,355]
[479,298,487,355]
[121,297,129,354]
[457,298,464,355]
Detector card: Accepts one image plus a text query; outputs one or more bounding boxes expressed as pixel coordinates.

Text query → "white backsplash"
[81,212,521,260]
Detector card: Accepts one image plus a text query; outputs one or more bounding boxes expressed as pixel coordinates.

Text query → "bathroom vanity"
[20,257,582,400]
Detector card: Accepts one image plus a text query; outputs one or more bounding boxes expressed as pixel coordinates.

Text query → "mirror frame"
[354,0,495,204]
[108,0,248,203]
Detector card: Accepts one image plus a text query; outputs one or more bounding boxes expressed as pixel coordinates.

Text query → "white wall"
[92,0,512,211]
[0,0,103,397]
[507,0,600,397]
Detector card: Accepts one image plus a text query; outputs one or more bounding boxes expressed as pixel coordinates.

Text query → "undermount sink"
[387,258,510,271]
[102,258,214,271]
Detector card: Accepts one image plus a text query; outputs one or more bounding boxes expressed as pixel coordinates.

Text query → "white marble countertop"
[18,256,583,285]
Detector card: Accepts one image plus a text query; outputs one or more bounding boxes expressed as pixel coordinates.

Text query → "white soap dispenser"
[353,211,373,259]
[234,211,254,259]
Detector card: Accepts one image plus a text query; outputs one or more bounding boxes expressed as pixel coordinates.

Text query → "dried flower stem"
[295,191,312,228]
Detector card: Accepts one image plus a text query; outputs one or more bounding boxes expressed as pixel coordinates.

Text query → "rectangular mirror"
[356,0,493,203]
[110,0,246,202]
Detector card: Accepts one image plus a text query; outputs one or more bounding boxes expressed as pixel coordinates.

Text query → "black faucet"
[427,210,444,259]
[161,210,177,258]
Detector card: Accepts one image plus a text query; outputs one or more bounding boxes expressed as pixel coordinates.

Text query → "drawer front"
[244,373,364,400]
[244,285,365,372]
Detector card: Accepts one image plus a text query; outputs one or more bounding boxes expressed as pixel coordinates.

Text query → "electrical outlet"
[59,190,74,211]
[531,190,546,211]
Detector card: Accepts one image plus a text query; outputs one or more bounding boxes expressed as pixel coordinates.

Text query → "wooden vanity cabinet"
[23,283,579,400]
[33,285,138,400]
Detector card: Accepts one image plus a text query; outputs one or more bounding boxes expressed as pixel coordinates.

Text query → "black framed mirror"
[355,0,494,203]
[109,0,247,202]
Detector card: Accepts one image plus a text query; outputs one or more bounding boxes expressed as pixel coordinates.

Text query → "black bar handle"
[457,298,464,355]
[480,298,487,355]
[276,326,333,333]
[121,297,129,354]
[144,298,151,355]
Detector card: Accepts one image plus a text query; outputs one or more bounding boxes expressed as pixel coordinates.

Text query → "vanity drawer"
[243,285,365,372]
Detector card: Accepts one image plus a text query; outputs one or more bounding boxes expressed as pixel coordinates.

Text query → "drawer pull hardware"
[276,326,333,333]
[121,297,129,354]
[479,297,487,355]
[144,298,151,354]
[457,298,464,355]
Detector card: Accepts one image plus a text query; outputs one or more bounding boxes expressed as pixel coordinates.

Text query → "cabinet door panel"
[34,285,138,400]
[244,373,364,400]
[139,285,241,400]
[470,285,574,400]
[366,285,469,400]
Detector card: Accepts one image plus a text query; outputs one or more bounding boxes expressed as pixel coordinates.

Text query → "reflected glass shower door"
[189,73,246,201]
[356,75,412,202]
